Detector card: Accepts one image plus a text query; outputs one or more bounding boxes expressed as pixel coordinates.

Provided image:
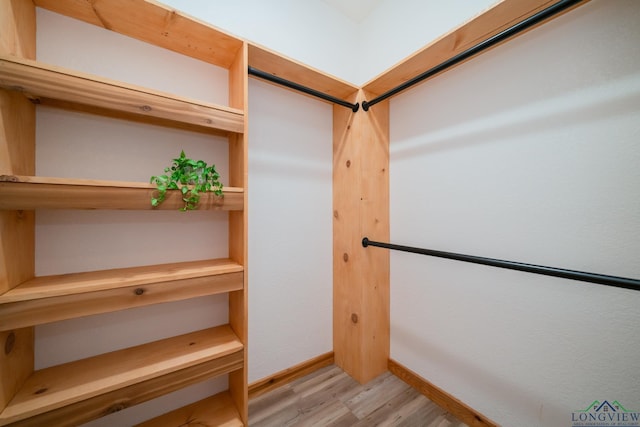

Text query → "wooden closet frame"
[0,0,586,425]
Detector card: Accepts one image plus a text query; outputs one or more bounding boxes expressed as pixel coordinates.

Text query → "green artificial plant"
[150,150,224,211]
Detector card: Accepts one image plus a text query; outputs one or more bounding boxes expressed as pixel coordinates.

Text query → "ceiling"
[321,0,383,23]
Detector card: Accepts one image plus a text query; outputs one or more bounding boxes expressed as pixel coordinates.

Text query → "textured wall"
[389,1,640,425]
[158,0,496,85]
[248,78,333,382]
[158,0,360,83]
[357,0,497,84]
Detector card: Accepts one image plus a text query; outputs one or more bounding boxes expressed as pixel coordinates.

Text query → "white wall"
[158,0,360,84]
[248,79,333,382]
[157,0,497,85]
[389,1,640,426]
[357,0,497,84]
[35,9,231,426]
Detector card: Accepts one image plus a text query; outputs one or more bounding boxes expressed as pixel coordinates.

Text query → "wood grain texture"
[0,258,242,303]
[0,1,252,425]
[389,359,498,427]
[0,176,243,211]
[0,93,36,295]
[33,0,243,69]
[227,42,250,424]
[333,90,390,384]
[248,43,358,101]
[0,325,243,426]
[363,0,589,96]
[249,364,469,427]
[0,0,36,413]
[0,329,33,416]
[0,209,34,296]
[0,0,36,59]
[134,391,243,427]
[0,272,241,330]
[249,352,335,400]
[0,55,244,134]
[0,90,35,177]
[5,352,244,427]
[0,259,243,331]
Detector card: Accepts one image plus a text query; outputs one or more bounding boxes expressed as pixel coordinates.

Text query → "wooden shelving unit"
[0,0,248,425]
[0,325,243,427]
[0,55,244,134]
[135,391,244,427]
[0,259,243,331]
[0,176,244,211]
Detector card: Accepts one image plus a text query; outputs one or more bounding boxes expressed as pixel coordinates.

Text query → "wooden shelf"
[0,258,243,331]
[0,325,243,427]
[1,0,250,425]
[0,175,244,211]
[134,391,243,427]
[0,55,244,134]
[33,0,244,69]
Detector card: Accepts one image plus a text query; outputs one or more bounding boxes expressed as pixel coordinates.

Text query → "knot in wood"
[351,313,359,324]
[106,402,127,413]
[346,160,351,168]
[134,288,145,296]
[4,332,15,355]
[140,105,152,112]
[343,253,349,262]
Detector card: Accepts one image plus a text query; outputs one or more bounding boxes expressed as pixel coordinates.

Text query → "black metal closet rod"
[361,0,586,111]
[248,66,359,112]
[362,238,640,292]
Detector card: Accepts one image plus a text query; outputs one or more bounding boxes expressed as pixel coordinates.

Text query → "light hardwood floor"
[249,364,469,426]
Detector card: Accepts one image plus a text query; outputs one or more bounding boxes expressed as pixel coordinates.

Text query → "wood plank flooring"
[249,364,469,426]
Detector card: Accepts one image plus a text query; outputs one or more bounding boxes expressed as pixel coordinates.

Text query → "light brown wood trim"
[0,328,34,416]
[7,352,243,427]
[363,0,589,96]
[0,0,36,414]
[0,258,243,303]
[0,55,245,134]
[0,259,244,330]
[248,43,358,101]
[0,176,243,211]
[227,41,250,424]
[0,325,243,426]
[134,391,243,427]
[0,0,35,60]
[33,0,243,69]
[333,90,390,384]
[0,175,244,191]
[389,359,499,427]
[248,352,335,399]
[0,272,242,330]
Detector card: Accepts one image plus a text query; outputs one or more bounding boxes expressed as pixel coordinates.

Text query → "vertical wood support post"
[228,42,249,423]
[0,0,37,412]
[333,90,390,384]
